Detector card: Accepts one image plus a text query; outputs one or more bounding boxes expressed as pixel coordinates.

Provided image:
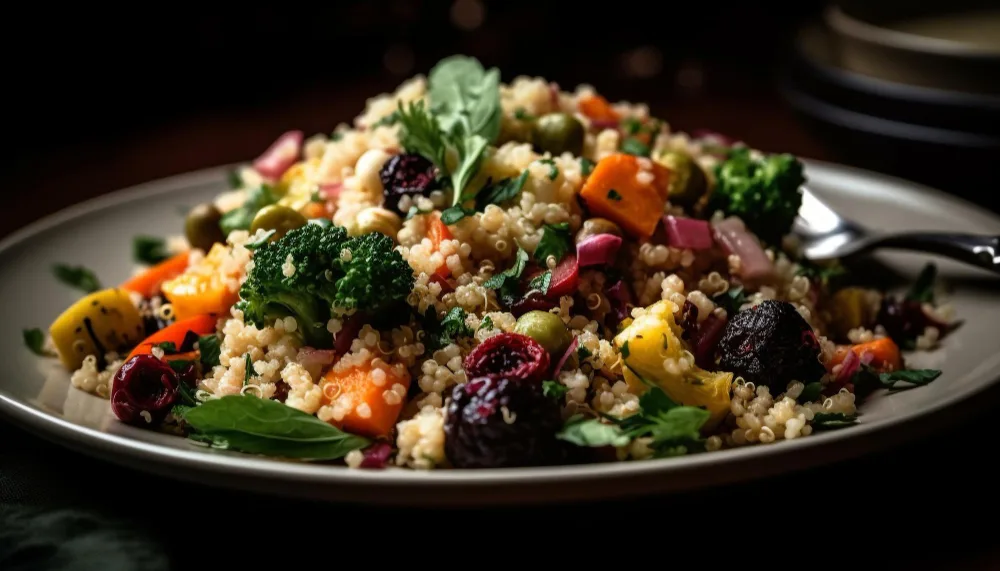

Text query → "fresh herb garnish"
[153,341,178,355]
[542,380,569,400]
[620,340,630,358]
[23,328,50,356]
[198,334,222,369]
[534,222,573,265]
[371,112,400,129]
[133,236,171,265]
[514,107,535,121]
[220,184,279,235]
[478,315,494,331]
[607,189,623,202]
[580,157,595,177]
[797,382,824,404]
[577,345,592,360]
[713,286,748,316]
[475,170,529,211]
[905,262,937,304]
[539,159,559,181]
[405,205,434,221]
[176,379,199,407]
[811,412,858,430]
[440,205,477,225]
[168,359,195,375]
[557,415,631,447]
[850,364,942,401]
[528,271,552,295]
[53,264,102,294]
[244,230,276,251]
[483,246,529,308]
[621,117,643,135]
[243,354,254,386]
[177,395,370,460]
[435,307,475,350]
[796,260,848,287]
[620,137,650,157]
[227,169,242,189]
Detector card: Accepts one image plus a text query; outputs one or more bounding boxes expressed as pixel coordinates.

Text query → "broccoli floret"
[707,147,806,246]
[236,221,415,348]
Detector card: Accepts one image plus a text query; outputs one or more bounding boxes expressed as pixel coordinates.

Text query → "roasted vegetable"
[161,243,243,321]
[49,288,145,370]
[579,153,671,239]
[613,299,733,429]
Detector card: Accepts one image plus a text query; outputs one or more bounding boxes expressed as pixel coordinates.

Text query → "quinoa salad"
[24,55,957,470]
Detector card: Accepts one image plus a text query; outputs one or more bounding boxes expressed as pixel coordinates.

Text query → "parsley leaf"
[607,189,623,201]
[580,157,595,177]
[220,184,279,235]
[528,271,552,295]
[53,264,102,294]
[514,107,535,121]
[797,382,824,404]
[905,262,937,304]
[713,286,748,315]
[534,222,572,265]
[243,354,254,386]
[198,334,222,369]
[475,170,529,211]
[539,159,559,181]
[557,416,631,447]
[796,259,848,287]
[811,412,858,430]
[577,345,592,360]
[542,380,569,400]
[478,315,494,331]
[620,137,650,157]
[440,205,477,225]
[422,307,475,351]
[23,328,50,356]
[226,169,242,189]
[483,247,529,308]
[850,364,942,401]
[153,342,178,355]
[133,236,171,265]
[395,100,449,173]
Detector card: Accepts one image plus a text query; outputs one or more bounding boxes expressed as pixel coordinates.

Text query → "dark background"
[3,3,1000,569]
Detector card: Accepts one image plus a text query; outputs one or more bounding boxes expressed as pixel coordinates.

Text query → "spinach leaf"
[428,55,502,144]
[850,364,942,400]
[220,184,279,235]
[133,236,171,265]
[178,395,370,460]
[534,222,572,265]
[53,264,102,294]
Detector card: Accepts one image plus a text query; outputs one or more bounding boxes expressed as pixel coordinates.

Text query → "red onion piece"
[319,182,342,201]
[835,349,861,384]
[712,217,775,283]
[359,442,393,469]
[690,313,728,369]
[606,279,634,326]
[553,335,579,376]
[663,215,714,250]
[576,234,623,267]
[859,350,874,366]
[590,118,619,130]
[297,347,336,369]
[253,130,303,180]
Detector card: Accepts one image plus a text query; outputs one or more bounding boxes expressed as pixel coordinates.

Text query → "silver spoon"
[792,187,1000,275]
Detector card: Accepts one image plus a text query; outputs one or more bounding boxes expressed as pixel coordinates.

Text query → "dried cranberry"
[464,333,550,384]
[677,301,700,340]
[111,355,179,427]
[444,377,565,468]
[273,380,290,403]
[359,442,393,469]
[716,300,825,393]
[379,153,437,215]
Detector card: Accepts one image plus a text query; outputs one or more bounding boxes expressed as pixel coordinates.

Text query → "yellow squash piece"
[161,243,242,321]
[614,299,733,429]
[48,288,144,371]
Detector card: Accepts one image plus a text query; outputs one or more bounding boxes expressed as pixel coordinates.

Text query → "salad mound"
[25,55,956,470]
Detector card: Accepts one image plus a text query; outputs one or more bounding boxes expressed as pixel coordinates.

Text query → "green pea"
[184,203,226,252]
[250,205,307,240]
[514,310,573,355]
[658,151,707,207]
[531,113,585,156]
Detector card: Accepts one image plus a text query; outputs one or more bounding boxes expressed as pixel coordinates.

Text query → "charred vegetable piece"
[716,300,825,393]
[49,288,145,371]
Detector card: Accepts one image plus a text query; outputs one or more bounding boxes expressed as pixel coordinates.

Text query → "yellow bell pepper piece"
[48,288,144,370]
[161,243,242,321]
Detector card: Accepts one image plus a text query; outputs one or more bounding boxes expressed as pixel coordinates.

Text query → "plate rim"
[2,160,1000,501]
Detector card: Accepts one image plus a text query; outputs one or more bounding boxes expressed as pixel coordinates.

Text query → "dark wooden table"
[2,79,998,569]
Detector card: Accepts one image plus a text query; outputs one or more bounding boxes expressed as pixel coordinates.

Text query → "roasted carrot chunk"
[127,314,219,361]
[427,212,453,279]
[830,337,903,373]
[579,153,671,239]
[578,94,620,123]
[121,251,190,299]
[161,243,242,321]
[320,361,411,438]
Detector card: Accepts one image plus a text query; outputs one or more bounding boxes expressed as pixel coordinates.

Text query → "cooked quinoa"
[35,55,954,471]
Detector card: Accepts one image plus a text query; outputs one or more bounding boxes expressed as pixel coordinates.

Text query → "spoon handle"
[869,232,1000,274]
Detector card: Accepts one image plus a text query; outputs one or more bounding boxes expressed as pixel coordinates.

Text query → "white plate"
[1,160,999,506]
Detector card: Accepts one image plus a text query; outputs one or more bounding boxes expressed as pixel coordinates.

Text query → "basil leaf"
[905,262,937,303]
[557,417,630,447]
[244,230,276,251]
[198,334,222,369]
[475,170,529,211]
[811,412,858,430]
[534,222,572,265]
[53,264,102,294]
[440,205,476,225]
[133,236,171,265]
[428,55,502,144]
[220,184,279,235]
[179,395,370,460]
[542,380,568,399]
[798,382,824,404]
[23,328,49,356]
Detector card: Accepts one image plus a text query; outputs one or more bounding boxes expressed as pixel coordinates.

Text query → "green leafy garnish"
[621,117,643,135]
[133,236,171,265]
[850,365,942,401]
[577,345,592,360]
[539,159,559,181]
[405,205,433,220]
[227,169,242,189]
[557,415,631,447]
[534,222,572,265]
[153,341,178,355]
[797,382,824,404]
[483,247,529,307]
[620,340,630,358]
[527,271,552,295]
[244,230,276,251]
[713,286,748,315]
[542,380,569,400]
[905,262,937,304]
[243,354,254,386]
[440,205,476,225]
[177,395,370,460]
[176,379,199,407]
[424,306,475,351]
[220,184,279,235]
[580,157,595,177]
[811,412,858,430]
[514,107,535,121]
[475,170,529,211]
[23,328,50,356]
[478,315,494,331]
[168,359,195,375]
[620,137,650,157]
[198,334,222,369]
[607,189,622,201]
[796,260,848,288]
[53,264,102,294]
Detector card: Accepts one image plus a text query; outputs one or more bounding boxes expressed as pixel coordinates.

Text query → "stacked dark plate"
[779,1,1000,212]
